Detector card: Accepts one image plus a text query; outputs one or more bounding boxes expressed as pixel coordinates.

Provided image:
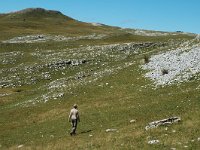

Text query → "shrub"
[144,55,149,63]
[13,89,23,93]
[162,69,168,75]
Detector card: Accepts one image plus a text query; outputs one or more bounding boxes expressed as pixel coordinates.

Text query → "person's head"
[73,104,78,109]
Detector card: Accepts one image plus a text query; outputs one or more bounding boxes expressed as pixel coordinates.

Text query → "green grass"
[0,8,199,150]
[1,59,200,149]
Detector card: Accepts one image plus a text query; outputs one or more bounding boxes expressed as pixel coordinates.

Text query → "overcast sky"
[0,0,200,33]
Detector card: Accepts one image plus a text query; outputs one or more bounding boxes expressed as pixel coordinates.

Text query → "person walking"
[68,104,80,136]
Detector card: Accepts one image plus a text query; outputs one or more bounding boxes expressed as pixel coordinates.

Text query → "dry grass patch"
[29,108,67,124]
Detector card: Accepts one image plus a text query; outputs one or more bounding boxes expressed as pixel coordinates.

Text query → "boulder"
[145,117,181,130]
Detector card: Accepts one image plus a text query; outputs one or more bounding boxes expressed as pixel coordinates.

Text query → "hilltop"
[0,8,122,40]
[0,8,200,150]
[0,8,194,41]
[1,8,72,19]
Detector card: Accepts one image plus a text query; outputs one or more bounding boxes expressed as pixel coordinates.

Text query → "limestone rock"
[148,140,159,144]
[130,119,136,123]
[145,117,181,130]
[17,145,24,148]
[106,129,117,132]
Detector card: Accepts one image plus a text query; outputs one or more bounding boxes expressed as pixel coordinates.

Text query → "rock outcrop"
[145,117,181,130]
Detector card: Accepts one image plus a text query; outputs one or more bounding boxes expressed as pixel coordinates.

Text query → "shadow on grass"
[80,130,92,134]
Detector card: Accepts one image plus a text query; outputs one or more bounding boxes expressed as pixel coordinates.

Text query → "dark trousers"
[70,119,78,135]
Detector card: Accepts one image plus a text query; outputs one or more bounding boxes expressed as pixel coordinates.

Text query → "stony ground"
[0,35,168,107]
[142,37,200,87]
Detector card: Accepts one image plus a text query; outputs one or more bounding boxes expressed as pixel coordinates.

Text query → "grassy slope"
[0,9,200,150]
[0,8,124,41]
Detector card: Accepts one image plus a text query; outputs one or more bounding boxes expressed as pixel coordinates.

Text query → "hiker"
[68,104,80,135]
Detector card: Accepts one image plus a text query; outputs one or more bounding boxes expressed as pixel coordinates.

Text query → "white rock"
[130,119,136,123]
[106,129,117,132]
[91,23,103,26]
[196,34,200,40]
[145,117,181,130]
[17,145,24,148]
[148,140,159,144]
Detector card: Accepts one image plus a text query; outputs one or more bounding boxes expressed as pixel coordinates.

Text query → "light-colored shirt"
[69,108,80,121]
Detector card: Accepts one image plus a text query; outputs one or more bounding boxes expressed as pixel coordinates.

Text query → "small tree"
[162,69,168,75]
[144,55,149,63]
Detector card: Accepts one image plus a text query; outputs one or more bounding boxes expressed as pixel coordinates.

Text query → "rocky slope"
[142,36,200,87]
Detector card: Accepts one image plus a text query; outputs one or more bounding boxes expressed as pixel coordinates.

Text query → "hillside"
[0,8,200,150]
[0,8,124,41]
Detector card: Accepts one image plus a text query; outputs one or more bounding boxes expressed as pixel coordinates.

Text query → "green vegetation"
[0,8,200,150]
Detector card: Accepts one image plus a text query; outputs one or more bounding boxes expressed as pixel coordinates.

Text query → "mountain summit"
[12,8,62,15]
[1,8,74,20]
[0,8,118,39]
